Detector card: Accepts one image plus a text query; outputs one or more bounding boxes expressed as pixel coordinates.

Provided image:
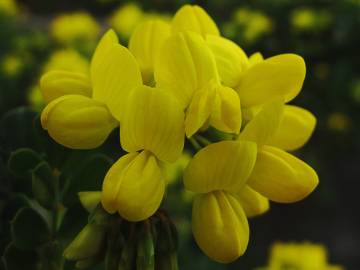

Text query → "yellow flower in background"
[40,29,143,149]
[327,112,351,133]
[0,0,18,15]
[43,49,90,74]
[1,54,23,76]
[233,8,273,43]
[108,3,144,39]
[29,49,90,110]
[265,242,344,270]
[50,12,100,44]
[291,8,332,32]
[108,3,171,40]
[28,85,43,110]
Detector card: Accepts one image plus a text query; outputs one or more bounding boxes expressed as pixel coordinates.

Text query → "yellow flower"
[108,3,144,39]
[50,12,100,44]
[0,0,18,15]
[266,242,344,270]
[43,49,90,74]
[1,54,23,76]
[184,140,259,263]
[129,19,171,84]
[207,37,306,107]
[238,100,318,203]
[101,85,185,221]
[172,4,220,37]
[155,31,241,137]
[233,8,273,43]
[291,8,332,32]
[327,112,351,132]
[40,29,142,149]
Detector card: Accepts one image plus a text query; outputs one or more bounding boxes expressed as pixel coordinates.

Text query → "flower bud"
[63,223,106,261]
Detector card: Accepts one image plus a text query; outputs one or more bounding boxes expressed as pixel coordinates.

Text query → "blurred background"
[0,0,359,269]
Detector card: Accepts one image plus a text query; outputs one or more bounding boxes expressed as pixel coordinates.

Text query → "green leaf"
[2,243,39,270]
[11,207,51,250]
[32,161,56,209]
[7,148,43,177]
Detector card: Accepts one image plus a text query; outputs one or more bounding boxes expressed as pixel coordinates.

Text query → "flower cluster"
[264,242,344,270]
[39,4,319,263]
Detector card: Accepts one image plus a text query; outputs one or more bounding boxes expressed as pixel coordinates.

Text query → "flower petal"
[235,54,306,107]
[90,29,118,77]
[206,35,248,88]
[267,105,316,151]
[101,151,165,221]
[129,19,171,84]
[238,99,284,146]
[192,191,249,263]
[172,5,220,37]
[248,146,319,203]
[185,80,217,138]
[92,43,142,122]
[78,191,102,213]
[184,140,257,193]
[154,31,218,109]
[41,95,117,149]
[235,185,269,218]
[120,85,185,162]
[210,85,242,134]
[247,52,263,67]
[40,70,92,103]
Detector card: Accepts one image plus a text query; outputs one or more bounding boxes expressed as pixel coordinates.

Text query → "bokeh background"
[0,0,359,269]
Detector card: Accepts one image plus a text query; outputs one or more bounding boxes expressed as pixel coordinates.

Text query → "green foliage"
[10,207,51,249]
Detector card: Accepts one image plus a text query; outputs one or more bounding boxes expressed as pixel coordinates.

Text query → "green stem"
[194,134,212,146]
[188,137,201,151]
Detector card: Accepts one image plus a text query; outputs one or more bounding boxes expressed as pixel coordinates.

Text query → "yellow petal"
[172,5,220,37]
[192,191,249,263]
[184,140,257,193]
[235,54,306,107]
[90,29,118,77]
[154,31,218,109]
[78,191,102,213]
[101,151,165,221]
[206,35,248,88]
[120,85,185,162]
[267,105,316,150]
[210,85,242,134]
[129,19,171,84]
[235,185,269,218]
[248,146,319,203]
[40,70,92,103]
[247,52,264,67]
[92,44,142,122]
[238,99,284,146]
[41,95,117,149]
[185,80,217,138]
